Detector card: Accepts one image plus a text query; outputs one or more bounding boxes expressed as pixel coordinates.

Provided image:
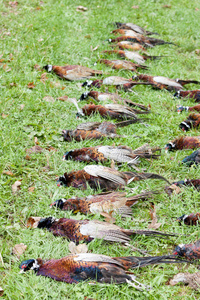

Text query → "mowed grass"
[1,0,200,299]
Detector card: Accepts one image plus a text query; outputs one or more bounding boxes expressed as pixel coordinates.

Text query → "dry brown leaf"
[2,170,14,176]
[47,146,57,152]
[68,241,88,254]
[195,49,200,55]
[0,287,4,297]
[40,72,48,83]
[19,104,25,110]
[1,113,9,118]
[34,64,42,71]
[165,184,181,196]
[28,186,35,193]
[25,145,44,154]
[3,32,11,36]
[76,5,87,11]
[43,96,55,103]
[169,272,200,290]
[27,82,36,89]
[25,154,31,160]
[12,180,21,194]
[84,35,91,39]
[57,95,69,101]
[34,136,39,145]
[27,216,42,228]
[9,1,18,7]
[90,45,99,52]
[50,81,62,88]
[162,4,171,8]
[10,82,17,87]
[12,243,27,258]
[195,7,199,11]
[148,203,161,229]
[0,59,4,63]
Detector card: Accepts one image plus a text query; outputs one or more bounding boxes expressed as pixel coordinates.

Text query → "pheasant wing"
[84,165,127,185]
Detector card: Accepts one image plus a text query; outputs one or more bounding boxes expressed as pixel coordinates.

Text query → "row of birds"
[19,22,200,290]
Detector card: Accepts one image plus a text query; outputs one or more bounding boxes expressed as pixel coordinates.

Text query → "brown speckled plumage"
[174,90,200,102]
[20,253,185,284]
[57,165,170,191]
[99,59,148,71]
[166,136,200,151]
[180,113,200,131]
[43,64,102,81]
[62,120,139,142]
[50,191,157,217]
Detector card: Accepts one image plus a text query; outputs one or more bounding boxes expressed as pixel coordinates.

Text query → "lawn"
[1,0,200,299]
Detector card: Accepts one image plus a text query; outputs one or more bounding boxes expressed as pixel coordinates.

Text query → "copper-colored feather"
[180,113,200,131]
[165,136,200,151]
[57,165,170,191]
[50,191,156,218]
[43,64,102,81]
[79,90,149,111]
[174,90,200,102]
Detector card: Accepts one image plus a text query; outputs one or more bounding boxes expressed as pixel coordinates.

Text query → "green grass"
[1,0,200,298]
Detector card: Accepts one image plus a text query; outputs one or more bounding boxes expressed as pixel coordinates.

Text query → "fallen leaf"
[90,45,99,52]
[3,32,11,36]
[68,241,88,254]
[9,1,18,7]
[84,35,91,39]
[195,7,199,11]
[10,82,17,87]
[27,216,42,228]
[34,136,39,145]
[43,96,55,103]
[47,146,57,151]
[162,4,171,8]
[26,145,44,154]
[110,159,116,170]
[76,5,87,11]
[2,170,14,176]
[19,104,25,110]
[27,82,35,89]
[169,272,200,290]
[165,184,181,196]
[12,243,27,258]
[0,59,4,63]
[2,113,9,118]
[50,81,62,88]
[40,72,48,83]
[25,154,31,160]
[195,49,200,55]
[28,186,35,193]
[148,203,161,229]
[12,180,21,194]
[131,5,139,8]
[57,95,68,101]
[34,64,42,71]
[0,287,4,297]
